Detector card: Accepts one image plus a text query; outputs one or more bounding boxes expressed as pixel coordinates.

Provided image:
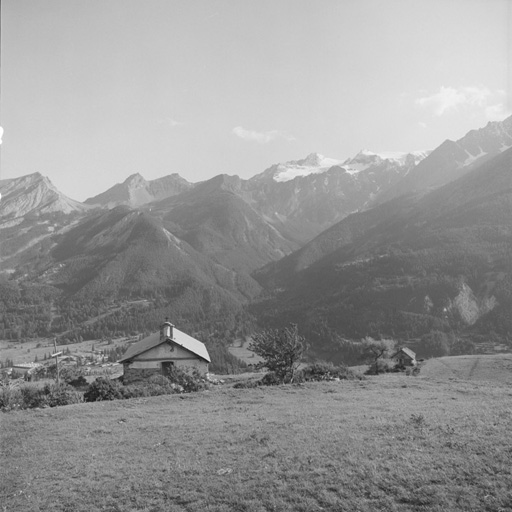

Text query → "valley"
[3,5,510,512]
[1,116,512,366]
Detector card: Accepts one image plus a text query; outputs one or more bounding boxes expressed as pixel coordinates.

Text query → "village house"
[392,347,417,368]
[118,319,211,384]
[5,362,42,379]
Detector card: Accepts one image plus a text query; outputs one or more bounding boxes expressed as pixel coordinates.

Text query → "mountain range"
[254,144,512,357]
[1,115,512,358]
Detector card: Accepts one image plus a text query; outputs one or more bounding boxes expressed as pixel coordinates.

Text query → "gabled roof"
[119,328,211,363]
[392,347,416,359]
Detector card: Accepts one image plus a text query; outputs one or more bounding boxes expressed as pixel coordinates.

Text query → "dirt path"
[467,357,480,379]
[420,354,512,383]
[422,356,482,381]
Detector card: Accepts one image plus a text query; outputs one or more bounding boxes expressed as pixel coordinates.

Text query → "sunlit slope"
[254,147,512,346]
[420,354,512,384]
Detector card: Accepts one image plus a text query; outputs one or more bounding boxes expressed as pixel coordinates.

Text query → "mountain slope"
[0,204,260,341]
[253,146,512,355]
[149,174,299,274]
[49,205,261,301]
[377,115,512,202]
[245,150,428,243]
[84,173,193,208]
[0,173,92,270]
[0,172,89,219]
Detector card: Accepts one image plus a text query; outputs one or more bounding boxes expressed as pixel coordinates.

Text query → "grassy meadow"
[2,355,512,512]
[227,338,263,366]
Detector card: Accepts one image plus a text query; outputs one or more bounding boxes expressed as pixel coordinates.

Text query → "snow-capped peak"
[272,153,342,182]
[342,149,430,173]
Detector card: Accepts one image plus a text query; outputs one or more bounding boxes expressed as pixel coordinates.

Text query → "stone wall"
[123,367,161,384]
[122,359,209,384]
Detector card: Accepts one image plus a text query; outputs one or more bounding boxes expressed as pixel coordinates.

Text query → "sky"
[1,0,511,201]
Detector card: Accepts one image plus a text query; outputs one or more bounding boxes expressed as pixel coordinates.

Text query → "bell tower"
[160,317,174,340]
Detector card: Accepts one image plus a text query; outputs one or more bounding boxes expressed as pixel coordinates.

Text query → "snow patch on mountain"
[342,149,430,173]
[462,147,488,167]
[268,149,430,182]
[273,153,342,182]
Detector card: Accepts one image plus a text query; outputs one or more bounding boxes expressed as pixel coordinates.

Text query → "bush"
[84,377,125,402]
[365,358,395,375]
[85,369,208,403]
[123,375,180,398]
[233,379,260,389]
[20,385,48,408]
[0,378,23,411]
[1,379,84,410]
[259,372,283,386]
[300,362,360,382]
[165,366,208,393]
[42,383,83,407]
[68,375,88,389]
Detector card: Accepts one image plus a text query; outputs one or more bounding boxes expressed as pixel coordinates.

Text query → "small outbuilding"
[392,347,417,367]
[10,363,42,376]
[118,319,211,384]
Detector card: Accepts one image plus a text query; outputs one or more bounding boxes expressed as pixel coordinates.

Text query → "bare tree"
[249,324,307,383]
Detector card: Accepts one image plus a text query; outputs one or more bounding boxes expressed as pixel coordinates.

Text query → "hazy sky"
[1,0,511,201]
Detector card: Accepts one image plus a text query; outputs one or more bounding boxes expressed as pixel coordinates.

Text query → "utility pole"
[51,338,63,385]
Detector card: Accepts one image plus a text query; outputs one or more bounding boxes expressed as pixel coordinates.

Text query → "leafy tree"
[249,324,307,383]
[361,337,396,375]
[417,330,451,358]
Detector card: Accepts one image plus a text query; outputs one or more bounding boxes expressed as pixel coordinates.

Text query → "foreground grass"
[2,370,512,511]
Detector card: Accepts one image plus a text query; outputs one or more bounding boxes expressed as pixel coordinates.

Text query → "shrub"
[365,358,395,375]
[85,369,207,403]
[259,372,283,386]
[123,375,180,398]
[233,379,260,389]
[0,378,23,411]
[121,384,151,399]
[300,362,360,382]
[84,377,125,402]
[43,383,83,407]
[165,366,208,393]
[68,375,88,389]
[20,385,48,409]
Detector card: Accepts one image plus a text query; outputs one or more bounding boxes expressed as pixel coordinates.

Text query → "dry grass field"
[2,355,512,512]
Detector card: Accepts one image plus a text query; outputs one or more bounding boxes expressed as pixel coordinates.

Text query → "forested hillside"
[2,117,512,365]
[253,147,512,360]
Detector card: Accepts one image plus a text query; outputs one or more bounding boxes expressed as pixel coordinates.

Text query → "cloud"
[415,86,492,116]
[166,118,184,127]
[484,94,512,121]
[232,126,295,143]
[158,117,184,128]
